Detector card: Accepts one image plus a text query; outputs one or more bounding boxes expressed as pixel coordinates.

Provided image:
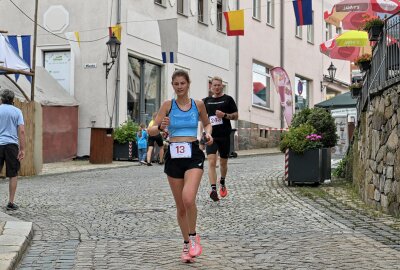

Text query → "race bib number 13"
[209,115,223,126]
[170,142,192,159]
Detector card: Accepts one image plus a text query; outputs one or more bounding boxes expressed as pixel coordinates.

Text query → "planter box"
[368,25,383,41]
[287,149,322,186]
[358,61,371,72]
[113,141,138,161]
[351,87,362,98]
[321,148,331,182]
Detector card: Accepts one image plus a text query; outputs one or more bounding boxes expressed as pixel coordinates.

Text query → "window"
[44,51,71,94]
[307,11,314,43]
[127,57,162,125]
[177,0,188,16]
[198,0,208,24]
[336,27,342,35]
[217,0,225,32]
[252,62,271,109]
[325,23,332,41]
[154,0,165,5]
[294,76,310,113]
[295,25,302,38]
[266,0,274,26]
[253,0,261,20]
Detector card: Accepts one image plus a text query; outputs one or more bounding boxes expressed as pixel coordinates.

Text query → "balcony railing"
[357,12,400,121]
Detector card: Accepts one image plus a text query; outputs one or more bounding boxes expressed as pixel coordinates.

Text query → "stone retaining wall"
[353,84,400,217]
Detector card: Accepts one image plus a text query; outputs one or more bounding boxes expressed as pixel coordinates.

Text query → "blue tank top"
[168,99,199,138]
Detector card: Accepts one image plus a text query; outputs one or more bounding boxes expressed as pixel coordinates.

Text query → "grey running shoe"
[6,202,19,211]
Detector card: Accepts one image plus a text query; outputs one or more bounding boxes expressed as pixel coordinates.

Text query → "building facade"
[0,0,351,158]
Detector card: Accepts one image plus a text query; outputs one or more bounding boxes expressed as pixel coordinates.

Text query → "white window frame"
[295,25,302,39]
[177,0,189,16]
[325,23,332,41]
[266,0,274,26]
[216,0,227,33]
[198,0,209,24]
[252,62,272,110]
[253,0,261,20]
[307,11,314,44]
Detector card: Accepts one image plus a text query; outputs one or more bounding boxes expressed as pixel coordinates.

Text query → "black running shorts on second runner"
[206,136,230,159]
[164,141,205,178]
[0,144,20,177]
[148,133,164,147]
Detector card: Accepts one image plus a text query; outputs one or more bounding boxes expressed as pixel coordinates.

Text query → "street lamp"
[103,33,121,79]
[327,62,337,82]
[321,62,337,92]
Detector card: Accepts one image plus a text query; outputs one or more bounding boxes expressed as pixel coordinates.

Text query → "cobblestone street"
[2,154,400,269]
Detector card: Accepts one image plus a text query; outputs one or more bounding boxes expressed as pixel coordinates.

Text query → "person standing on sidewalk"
[0,89,25,210]
[203,76,238,202]
[146,112,165,165]
[136,123,148,165]
[148,69,213,263]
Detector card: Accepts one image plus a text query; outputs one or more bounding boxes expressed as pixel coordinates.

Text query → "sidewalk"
[0,147,281,269]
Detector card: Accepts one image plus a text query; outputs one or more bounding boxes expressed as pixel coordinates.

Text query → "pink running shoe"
[219,185,228,198]
[181,243,195,263]
[189,235,202,257]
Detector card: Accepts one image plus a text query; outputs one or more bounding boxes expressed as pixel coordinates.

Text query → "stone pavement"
[1,148,399,269]
[0,148,280,270]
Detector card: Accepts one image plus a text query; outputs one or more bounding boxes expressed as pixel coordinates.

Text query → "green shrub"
[290,107,338,148]
[280,124,322,154]
[113,120,139,144]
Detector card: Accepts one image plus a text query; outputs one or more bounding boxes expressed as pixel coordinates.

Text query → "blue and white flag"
[0,34,31,82]
[157,19,178,64]
[6,35,32,82]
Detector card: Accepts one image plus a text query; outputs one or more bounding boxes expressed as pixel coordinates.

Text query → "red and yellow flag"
[109,24,122,41]
[223,10,244,36]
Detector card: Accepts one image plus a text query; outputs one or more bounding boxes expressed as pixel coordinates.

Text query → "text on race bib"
[170,142,192,159]
[209,115,223,126]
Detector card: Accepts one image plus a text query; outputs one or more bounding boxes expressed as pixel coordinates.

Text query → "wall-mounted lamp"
[321,62,337,92]
[103,33,121,79]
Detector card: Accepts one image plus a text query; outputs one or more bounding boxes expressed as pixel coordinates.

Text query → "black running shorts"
[148,134,164,147]
[206,136,230,159]
[0,144,20,178]
[164,141,205,178]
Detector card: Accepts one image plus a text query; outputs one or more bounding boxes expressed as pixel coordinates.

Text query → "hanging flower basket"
[349,83,362,98]
[358,60,371,72]
[368,25,383,41]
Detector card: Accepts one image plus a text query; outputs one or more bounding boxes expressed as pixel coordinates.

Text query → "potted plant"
[349,82,363,99]
[112,120,139,160]
[354,53,372,72]
[281,108,338,185]
[362,15,385,41]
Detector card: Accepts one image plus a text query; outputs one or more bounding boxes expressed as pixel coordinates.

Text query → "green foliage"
[289,107,338,148]
[112,120,139,144]
[280,124,322,154]
[333,155,348,178]
[349,82,362,91]
[362,15,384,31]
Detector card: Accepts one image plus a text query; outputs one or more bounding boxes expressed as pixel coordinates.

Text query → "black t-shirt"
[203,94,238,138]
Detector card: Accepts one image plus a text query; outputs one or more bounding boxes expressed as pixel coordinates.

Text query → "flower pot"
[321,148,331,182]
[287,148,322,186]
[351,87,362,98]
[368,25,383,41]
[113,141,138,161]
[358,60,371,72]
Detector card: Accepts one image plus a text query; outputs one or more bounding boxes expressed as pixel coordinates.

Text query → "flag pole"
[31,0,39,101]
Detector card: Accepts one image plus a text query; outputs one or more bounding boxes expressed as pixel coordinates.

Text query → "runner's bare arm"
[148,100,171,136]
[197,100,213,145]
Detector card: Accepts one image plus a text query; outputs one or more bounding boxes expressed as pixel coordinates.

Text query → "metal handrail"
[357,11,400,122]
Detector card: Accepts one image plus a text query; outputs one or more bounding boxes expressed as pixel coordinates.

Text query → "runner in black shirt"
[203,76,238,201]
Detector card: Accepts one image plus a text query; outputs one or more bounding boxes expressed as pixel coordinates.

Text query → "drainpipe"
[114,0,121,127]
[279,0,284,129]
[235,0,239,110]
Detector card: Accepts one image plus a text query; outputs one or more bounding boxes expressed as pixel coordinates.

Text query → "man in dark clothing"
[203,76,238,202]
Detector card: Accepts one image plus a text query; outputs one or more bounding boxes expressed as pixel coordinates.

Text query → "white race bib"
[209,115,223,126]
[170,142,192,159]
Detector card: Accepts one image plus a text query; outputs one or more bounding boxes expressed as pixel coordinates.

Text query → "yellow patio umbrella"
[336,30,369,47]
